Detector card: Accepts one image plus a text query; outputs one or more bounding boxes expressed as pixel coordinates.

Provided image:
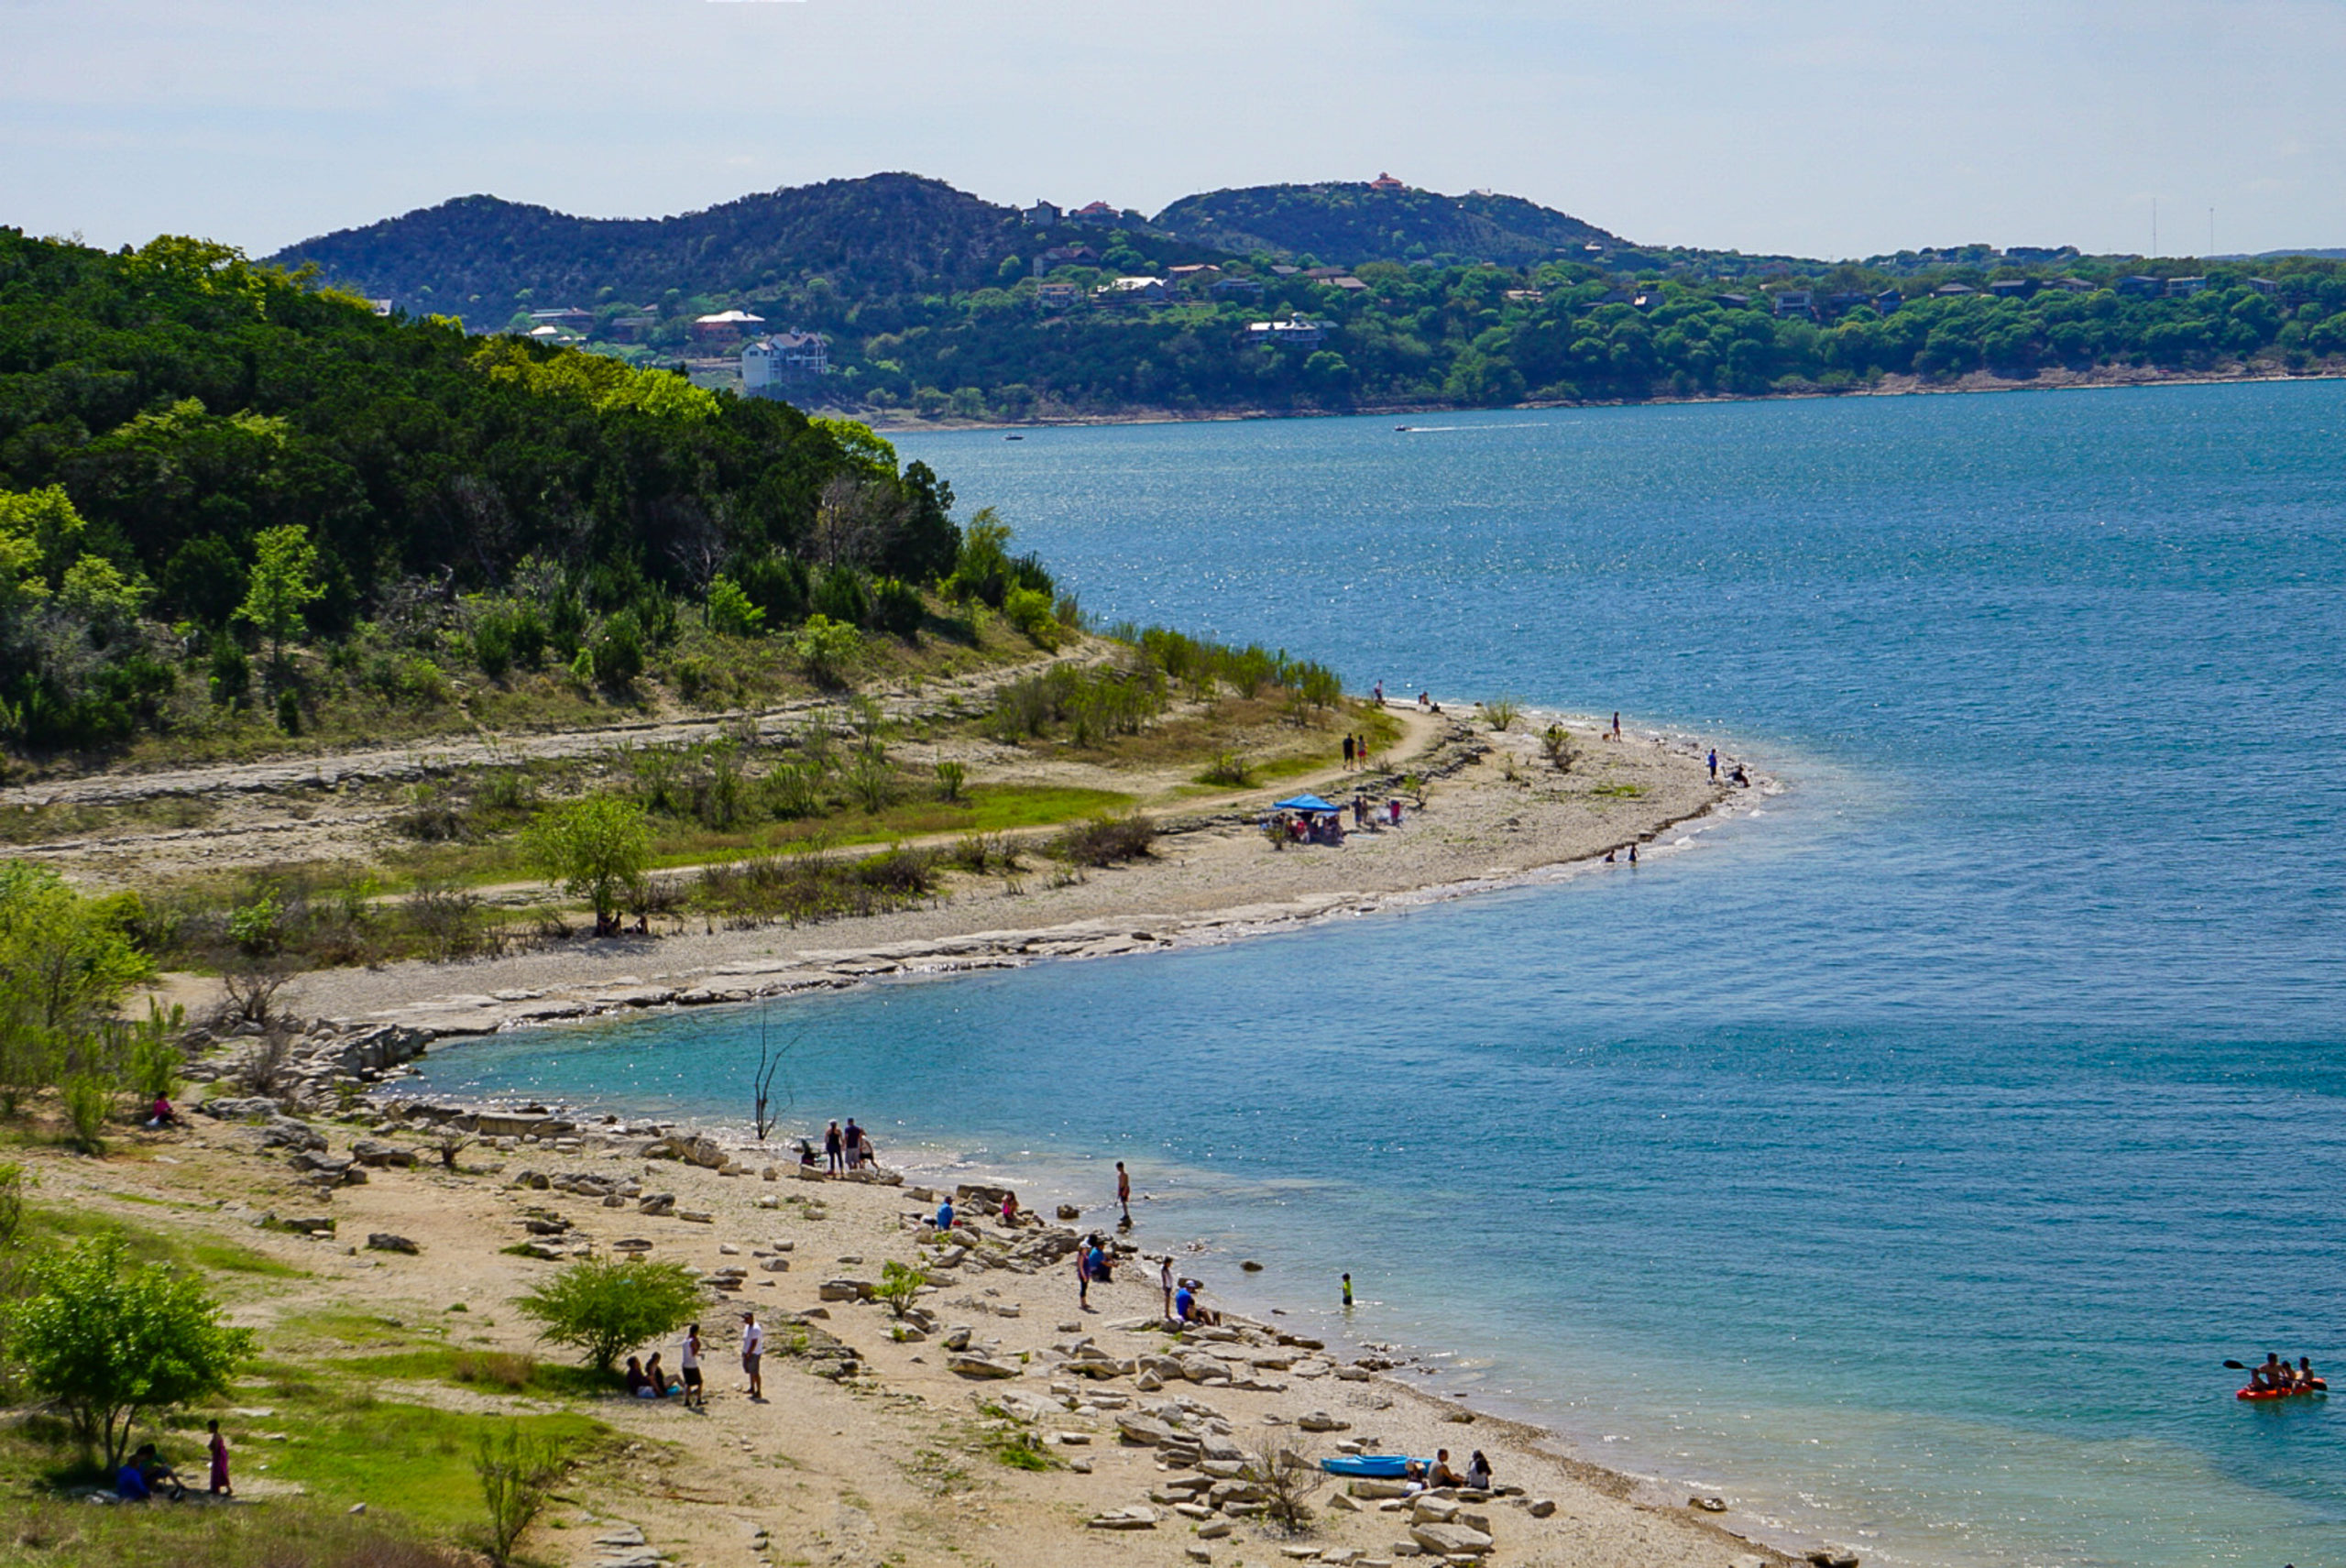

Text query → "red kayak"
[2238,1380,2328,1401]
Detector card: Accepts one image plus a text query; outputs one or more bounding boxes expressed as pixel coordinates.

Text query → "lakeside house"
[1932,283,1976,298]
[605,314,658,343]
[1771,290,1816,319]
[2043,278,2096,294]
[1033,281,1080,312]
[530,306,595,329]
[690,309,765,345]
[1988,279,2038,300]
[2116,276,2164,298]
[1210,277,1265,299]
[740,332,828,397]
[2164,277,2208,297]
[1247,313,1324,348]
[368,299,394,317]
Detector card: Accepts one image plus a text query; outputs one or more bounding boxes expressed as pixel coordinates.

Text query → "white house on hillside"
[741,333,829,397]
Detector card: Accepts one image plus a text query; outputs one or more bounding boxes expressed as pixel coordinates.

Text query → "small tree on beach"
[473,1426,568,1566]
[521,796,651,938]
[1243,1442,1327,1534]
[874,1259,927,1320]
[6,1234,256,1466]
[514,1255,700,1374]
[1479,696,1521,733]
[1540,723,1576,773]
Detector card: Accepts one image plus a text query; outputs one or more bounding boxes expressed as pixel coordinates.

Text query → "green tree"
[705,575,766,638]
[0,861,150,1035]
[514,1255,701,1373]
[5,1234,256,1466]
[521,798,651,938]
[233,524,324,676]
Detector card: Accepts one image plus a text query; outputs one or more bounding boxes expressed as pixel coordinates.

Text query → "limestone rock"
[1409,1521,1493,1556]
[946,1354,1017,1379]
[349,1138,417,1168]
[364,1234,419,1255]
[1526,1497,1556,1519]
[1086,1505,1157,1530]
[1297,1409,1350,1432]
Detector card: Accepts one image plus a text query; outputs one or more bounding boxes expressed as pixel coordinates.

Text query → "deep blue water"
[419,384,2346,1567]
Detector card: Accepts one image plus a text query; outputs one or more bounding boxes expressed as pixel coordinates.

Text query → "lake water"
[417,384,2346,1568]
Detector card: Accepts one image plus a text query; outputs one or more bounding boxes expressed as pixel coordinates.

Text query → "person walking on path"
[206,1420,231,1497]
[1343,734,1355,766]
[1708,748,1718,781]
[1116,1162,1132,1223]
[824,1121,844,1174]
[1342,1272,1354,1308]
[1611,711,1622,741]
[740,1310,766,1400]
[679,1322,705,1408]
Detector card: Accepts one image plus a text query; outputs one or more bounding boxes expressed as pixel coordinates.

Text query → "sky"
[4,0,2342,260]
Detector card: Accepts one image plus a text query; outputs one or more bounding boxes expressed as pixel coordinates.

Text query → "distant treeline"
[786,255,2346,420]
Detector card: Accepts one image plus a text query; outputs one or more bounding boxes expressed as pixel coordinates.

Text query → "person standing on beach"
[740,1310,766,1399]
[824,1121,843,1174]
[679,1322,704,1408]
[206,1420,231,1497]
[1708,748,1718,781]
[1611,712,1622,741]
[1116,1161,1132,1223]
[1076,1247,1091,1310]
[1373,681,1384,706]
[1160,1255,1174,1318]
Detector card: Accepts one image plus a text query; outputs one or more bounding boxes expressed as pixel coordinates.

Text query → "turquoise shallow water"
[418,383,2346,1568]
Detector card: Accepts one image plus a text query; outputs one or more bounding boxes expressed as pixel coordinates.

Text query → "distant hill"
[1150,181,1625,266]
[271,173,1022,327]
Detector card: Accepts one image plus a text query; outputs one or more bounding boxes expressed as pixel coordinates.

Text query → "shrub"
[1243,1443,1328,1534]
[513,1255,700,1373]
[871,576,926,638]
[874,1259,926,1319]
[705,574,766,638]
[588,610,645,686]
[934,760,967,801]
[62,1073,111,1153]
[1199,751,1252,787]
[1540,722,1576,773]
[124,1000,185,1102]
[810,565,870,627]
[1052,814,1157,866]
[473,1426,567,1567]
[1480,696,1521,732]
[792,615,862,684]
[1003,587,1060,648]
[6,1234,257,1465]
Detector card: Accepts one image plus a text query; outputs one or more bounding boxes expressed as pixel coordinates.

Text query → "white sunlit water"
[417,382,2346,1568]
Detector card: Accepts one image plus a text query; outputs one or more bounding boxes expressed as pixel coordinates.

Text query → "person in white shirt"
[678,1323,704,1408]
[740,1310,765,1399]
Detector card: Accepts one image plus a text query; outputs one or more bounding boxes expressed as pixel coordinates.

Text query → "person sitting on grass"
[625,1354,652,1398]
[131,1442,187,1500]
[144,1093,177,1130]
[114,1459,150,1502]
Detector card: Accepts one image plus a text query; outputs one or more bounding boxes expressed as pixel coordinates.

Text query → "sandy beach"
[38,1102,1812,1568]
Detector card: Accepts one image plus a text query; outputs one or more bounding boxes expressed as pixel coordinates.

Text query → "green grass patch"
[1590,782,1648,799]
[258,1400,608,1534]
[278,1310,437,1349]
[0,1496,464,1568]
[20,1203,301,1281]
[340,1346,611,1399]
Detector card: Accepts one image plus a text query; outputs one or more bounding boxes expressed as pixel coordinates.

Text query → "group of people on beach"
[821,1118,876,1173]
[1405,1448,1494,1492]
[1340,733,1379,769]
[623,1311,768,1406]
[2249,1354,2321,1391]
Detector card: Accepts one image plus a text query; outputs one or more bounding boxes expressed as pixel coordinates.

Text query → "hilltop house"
[691,309,765,345]
[1034,245,1102,274]
[1070,201,1121,225]
[2164,277,2208,297]
[1099,276,1170,306]
[1033,281,1080,312]
[740,333,828,397]
[1210,277,1265,299]
[1771,290,1815,319]
[2115,276,2164,298]
[1247,313,1324,348]
[1369,171,1407,192]
[1022,200,1062,226]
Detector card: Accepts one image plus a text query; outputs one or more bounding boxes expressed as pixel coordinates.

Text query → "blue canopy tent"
[1272,794,1337,813]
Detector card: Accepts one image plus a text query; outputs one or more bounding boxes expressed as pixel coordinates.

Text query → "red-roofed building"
[1368,172,1406,192]
[1070,201,1121,225]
